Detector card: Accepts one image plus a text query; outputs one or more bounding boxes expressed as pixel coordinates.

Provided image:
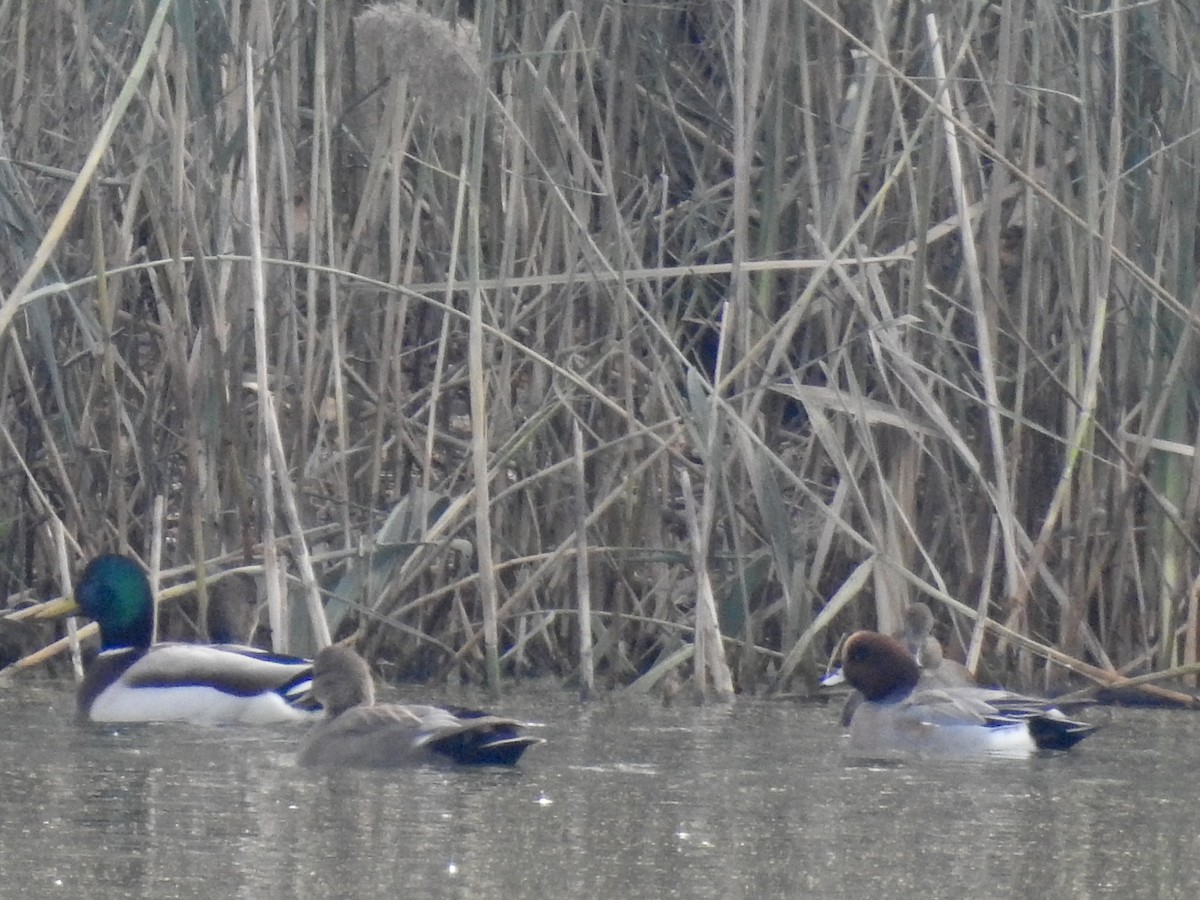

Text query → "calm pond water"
[0,679,1196,899]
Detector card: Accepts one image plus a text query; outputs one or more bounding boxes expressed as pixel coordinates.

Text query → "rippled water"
[1,680,1197,898]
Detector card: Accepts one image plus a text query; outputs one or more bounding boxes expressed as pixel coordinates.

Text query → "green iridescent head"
[76,554,155,650]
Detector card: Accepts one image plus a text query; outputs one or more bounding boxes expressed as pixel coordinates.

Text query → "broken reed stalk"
[966,524,998,678]
[573,422,594,700]
[245,48,330,652]
[923,8,1019,601]
[678,469,734,701]
[466,0,501,698]
[244,43,285,653]
[150,495,166,641]
[51,521,82,682]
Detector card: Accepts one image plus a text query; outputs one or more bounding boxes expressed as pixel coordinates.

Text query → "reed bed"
[1,0,1198,700]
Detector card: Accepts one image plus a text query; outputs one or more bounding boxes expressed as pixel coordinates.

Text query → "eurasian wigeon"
[825,630,1097,756]
[298,645,543,768]
[838,603,975,726]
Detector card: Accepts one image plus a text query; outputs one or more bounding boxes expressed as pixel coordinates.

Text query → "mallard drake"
[298,645,543,767]
[38,554,320,725]
[824,630,1097,756]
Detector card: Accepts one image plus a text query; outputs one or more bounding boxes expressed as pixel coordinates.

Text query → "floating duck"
[38,554,319,725]
[824,630,1096,756]
[298,645,543,767]
[838,602,977,726]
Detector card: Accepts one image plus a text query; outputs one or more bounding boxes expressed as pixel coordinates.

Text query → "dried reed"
[0,1,1198,701]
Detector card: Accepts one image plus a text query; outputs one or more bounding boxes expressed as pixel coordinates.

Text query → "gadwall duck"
[298,645,543,768]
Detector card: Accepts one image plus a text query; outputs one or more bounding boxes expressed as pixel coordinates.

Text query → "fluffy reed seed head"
[355,2,484,131]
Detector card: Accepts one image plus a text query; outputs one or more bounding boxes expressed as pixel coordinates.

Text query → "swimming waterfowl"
[157,570,264,646]
[38,554,319,725]
[206,572,263,645]
[825,630,1097,756]
[895,603,973,684]
[298,645,543,768]
[838,603,976,726]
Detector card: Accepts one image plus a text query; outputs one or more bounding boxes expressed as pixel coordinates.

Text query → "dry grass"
[2,0,1199,698]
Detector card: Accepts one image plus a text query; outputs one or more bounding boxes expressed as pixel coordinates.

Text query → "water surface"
[0,681,1195,898]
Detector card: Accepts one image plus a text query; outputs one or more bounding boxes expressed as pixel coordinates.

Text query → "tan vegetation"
[2,1,1199,699]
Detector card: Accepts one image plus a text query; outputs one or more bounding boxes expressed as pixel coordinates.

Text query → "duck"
[38,554,320,725]
[837,603,976,726]
[824,630,1097,756]
[206,572,264,646]
[895,602,974,684]
[298,645,543,767]
[157,569,264,646]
